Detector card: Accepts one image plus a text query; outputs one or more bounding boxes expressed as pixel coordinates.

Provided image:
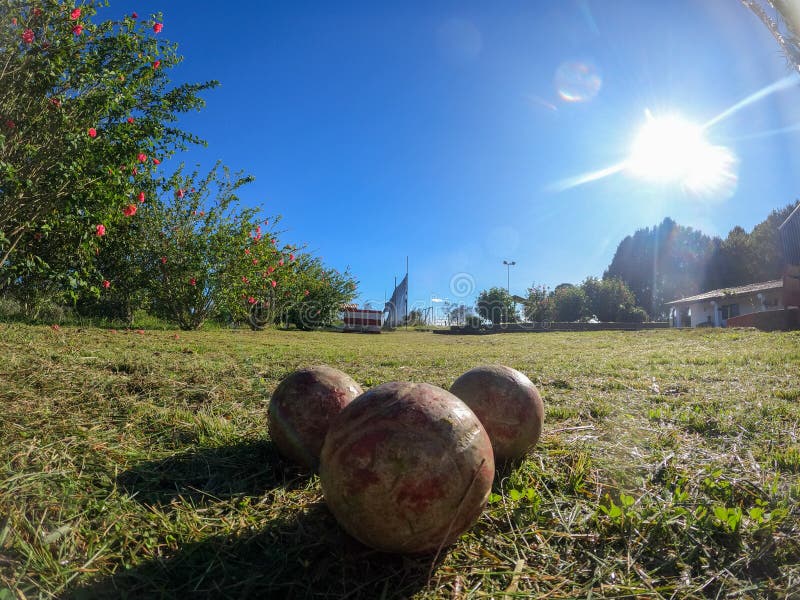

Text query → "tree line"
[471,202,797,325]
[605,204,797,318]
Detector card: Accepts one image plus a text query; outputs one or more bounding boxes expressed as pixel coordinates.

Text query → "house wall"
[674,290,784,328]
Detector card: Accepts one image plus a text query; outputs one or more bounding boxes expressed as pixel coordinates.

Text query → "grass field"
[1,324,799,599]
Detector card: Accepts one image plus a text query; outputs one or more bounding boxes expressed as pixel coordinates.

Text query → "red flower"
[11,18,17,26]
[131,167,138,176]
[289,254,295,261]
[88,127,97,138]
[247,296,256,304]
[95,224,106,237]
[172,333,179,339]
[252,258,258,265]
[161,256,167,264]
[176,189,185,198]
[136,329,145,335]
[152,60,160,70]
[199,211,204,216]
[102,279,110,289]
[22,28,34,44]
[69,8,81,20]
[267,266,275,274]
[189,277,196,286]
[72,24,83,35]
[33,8,42,16]
[271,280,277,288]
[51,324,60,331]
[242,276,249,284]
[137,152,147,163]
[50,97,61,108]
[137,191,145,203]
[123,204,137,217]
[127,117,134,124]
[304,289,310,296]
[278,259,284,267]
[5,120,15,129]
[131,12,138,19]
[244,248,250,255]
[152,157,161,165]
[153,22,163,33]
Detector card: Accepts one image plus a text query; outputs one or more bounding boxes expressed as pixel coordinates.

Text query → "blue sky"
[106,1,800,314]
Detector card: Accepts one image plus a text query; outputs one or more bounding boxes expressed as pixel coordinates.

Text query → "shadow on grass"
[68,502,439,599]
[116,440,312,506]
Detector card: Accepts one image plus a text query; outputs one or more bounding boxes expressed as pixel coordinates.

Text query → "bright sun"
[626,112,738,198]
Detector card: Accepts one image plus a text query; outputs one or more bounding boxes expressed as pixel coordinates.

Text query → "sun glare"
[626,112,738,198]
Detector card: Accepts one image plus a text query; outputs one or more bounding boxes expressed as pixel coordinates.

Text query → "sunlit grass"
[0,324,798,598]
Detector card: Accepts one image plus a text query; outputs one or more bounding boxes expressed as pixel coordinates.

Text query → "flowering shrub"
[0,0,217,302]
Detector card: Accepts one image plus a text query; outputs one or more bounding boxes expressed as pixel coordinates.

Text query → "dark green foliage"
[604,203,799,318]
[476,287,517,324]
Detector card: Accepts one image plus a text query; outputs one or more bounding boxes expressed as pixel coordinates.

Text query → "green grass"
[1,324,799,598]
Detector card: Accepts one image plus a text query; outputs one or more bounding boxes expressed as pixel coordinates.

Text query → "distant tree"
[550,285,588,322]
[523,283,551,322]
[476,287,517,324]
[582,277,637,322]
[448,303,470,325]
[605,217,715,318]
[406,308,424,326]
[748,202,799,280]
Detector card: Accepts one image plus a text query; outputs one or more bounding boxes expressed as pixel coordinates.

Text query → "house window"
[764,297,778,308]
[720,303,740,320]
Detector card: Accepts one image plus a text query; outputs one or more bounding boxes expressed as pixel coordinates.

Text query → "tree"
[0,1,216,298]
[550,285,588,322]
[523,283,551,322]
[582,276,637,322]
[476,287,517,324]
[448,303,470,325]
[604,218,715,318]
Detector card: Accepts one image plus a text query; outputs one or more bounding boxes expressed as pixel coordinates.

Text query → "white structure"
[666,280,784,328]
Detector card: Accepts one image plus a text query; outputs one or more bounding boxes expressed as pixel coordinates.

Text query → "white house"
[666,279,784,328]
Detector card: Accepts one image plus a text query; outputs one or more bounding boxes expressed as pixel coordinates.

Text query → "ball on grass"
[320,382,495,554]
[450,365,544,462]
[268,365,363,470]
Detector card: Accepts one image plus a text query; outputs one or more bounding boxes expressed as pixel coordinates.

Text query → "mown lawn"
[1,324,799,599]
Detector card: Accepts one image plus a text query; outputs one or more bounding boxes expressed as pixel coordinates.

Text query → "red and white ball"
[320,382,495,554]
[268,365,362,470]
[450,365,544,462]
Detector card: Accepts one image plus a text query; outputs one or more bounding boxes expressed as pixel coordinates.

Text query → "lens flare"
[627,112,738,199]
[555,61,602,103]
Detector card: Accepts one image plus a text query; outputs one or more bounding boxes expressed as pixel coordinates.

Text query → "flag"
[384,274,408,328]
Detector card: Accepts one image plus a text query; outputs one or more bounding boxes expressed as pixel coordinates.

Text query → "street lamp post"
[503,260,516,294]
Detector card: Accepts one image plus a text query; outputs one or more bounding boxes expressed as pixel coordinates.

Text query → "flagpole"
[405,256,409,330]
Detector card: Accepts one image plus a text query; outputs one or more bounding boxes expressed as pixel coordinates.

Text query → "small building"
[666,279,784,328]
[342,304,382,333]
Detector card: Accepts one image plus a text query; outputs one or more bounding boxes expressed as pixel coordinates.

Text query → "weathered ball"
[268,365,363,470]
[320,382,495,554]
[450,365,544,462]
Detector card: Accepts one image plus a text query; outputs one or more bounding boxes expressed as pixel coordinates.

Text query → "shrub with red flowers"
[0,0,217,305]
